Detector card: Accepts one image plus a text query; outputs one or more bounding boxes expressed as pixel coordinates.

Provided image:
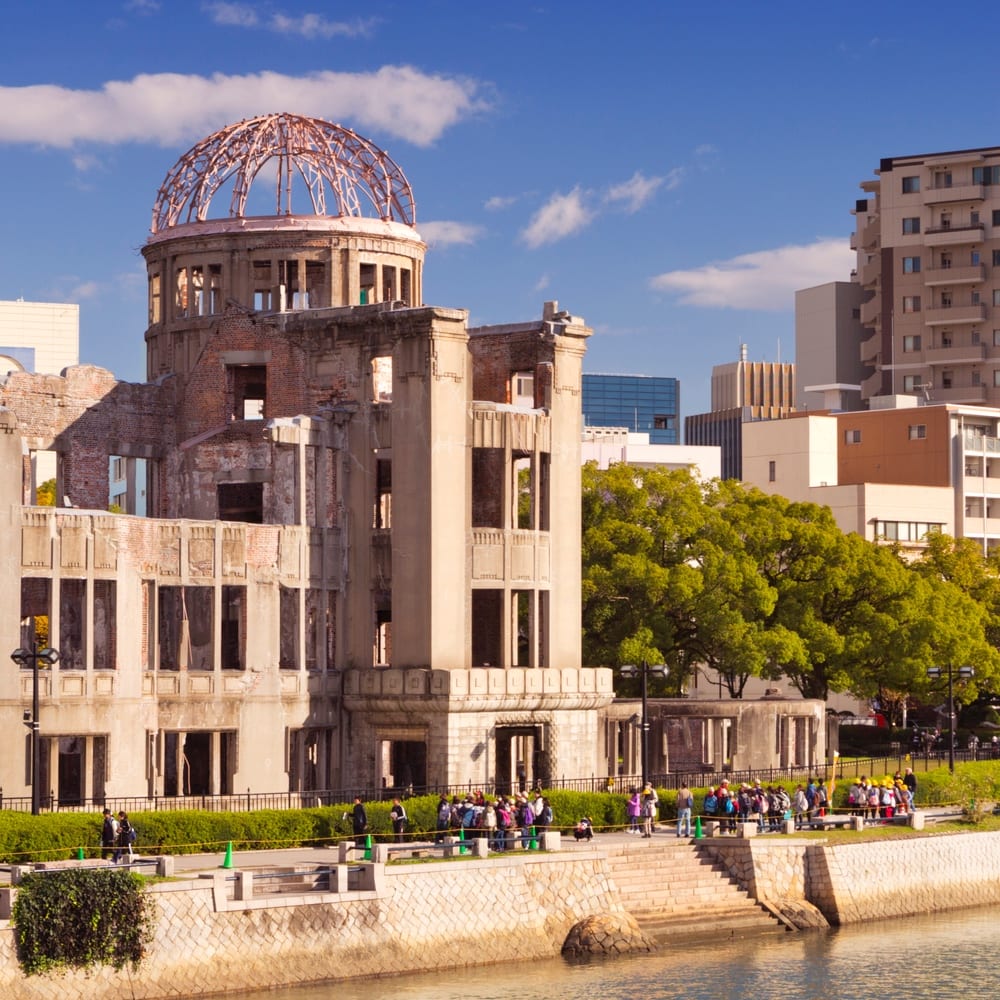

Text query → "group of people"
[435,789,553,850]
[625,783,660,837]
[100,807,136,862]
[845,770,916,819]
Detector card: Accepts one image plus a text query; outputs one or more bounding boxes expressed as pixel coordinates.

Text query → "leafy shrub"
[12,868,154,975]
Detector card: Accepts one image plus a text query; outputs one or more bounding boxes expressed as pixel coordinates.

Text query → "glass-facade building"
[582,373,680,445]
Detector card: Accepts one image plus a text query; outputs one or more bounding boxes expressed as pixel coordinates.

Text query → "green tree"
[36,478,56,506]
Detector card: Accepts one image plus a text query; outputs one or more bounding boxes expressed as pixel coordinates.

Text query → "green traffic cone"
[76,847,85,860]
[459,826,468,854]
[529,825,538,850]
[220,841,234,869]
[364,834,372,861]
[694,816,703,839]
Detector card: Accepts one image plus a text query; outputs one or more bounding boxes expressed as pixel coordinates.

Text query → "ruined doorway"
[57,737,83,805]
[379,739,426,794]
[494,726,543,795]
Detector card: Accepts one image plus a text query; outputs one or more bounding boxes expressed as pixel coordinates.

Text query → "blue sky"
[3,1,1000,419]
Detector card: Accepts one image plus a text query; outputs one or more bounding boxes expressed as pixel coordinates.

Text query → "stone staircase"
[602,838,788,942]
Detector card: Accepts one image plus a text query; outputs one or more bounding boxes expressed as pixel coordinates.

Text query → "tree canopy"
[581,463,1000,704]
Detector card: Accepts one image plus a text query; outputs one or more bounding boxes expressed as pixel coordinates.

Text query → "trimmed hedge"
[1,767,991,863]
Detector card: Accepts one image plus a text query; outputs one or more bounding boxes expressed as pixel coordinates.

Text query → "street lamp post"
[10,642,60,815]
[620,660,668,789]
[926,665,974,774]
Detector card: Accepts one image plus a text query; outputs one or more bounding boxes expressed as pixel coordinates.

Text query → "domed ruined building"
[0,114,613,804]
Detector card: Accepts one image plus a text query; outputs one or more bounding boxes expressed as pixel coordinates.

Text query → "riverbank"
[2,822,999,999]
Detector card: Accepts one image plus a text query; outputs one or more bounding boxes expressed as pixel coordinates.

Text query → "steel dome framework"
[151,113,416,235]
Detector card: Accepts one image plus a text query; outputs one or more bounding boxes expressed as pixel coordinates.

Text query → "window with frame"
[844,429,861,444]
[940,332,952,348]
[902,256,921,274]
[940,292,952,308]
[972,211,981,226]
[973,291,981,305]
[994,290,1000,307]
[902,217,921,234]
[973,330,981,345]
[908,424,927,440]
[903,375,921,392]
[973,165,1000,185]
[973,370,982,386]
[935,171,952,189]
[972,251,981,265]
[994,330,1000,347]
[941,371,954,389]
[993,370,1000,387]
[768,460,776,483]
[902,295,921,313]
[902,175,920,193]
[902,334,921,352]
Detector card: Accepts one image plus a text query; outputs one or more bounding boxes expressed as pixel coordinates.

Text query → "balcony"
[859,255,881,287]
[924,343,986,365]
[924,303,986,326]
[860,295,882,326]
[923,264,985,286]
[860,332,881,365]
[860,217,881,251]
[924,223,985,247]
[924,183,985,205]
[926,385,987,404]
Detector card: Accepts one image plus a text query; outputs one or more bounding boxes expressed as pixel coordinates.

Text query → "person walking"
[626,788,641,834]
[351,796,368,849]
[676,783,694,838]
[116,811,135,864]
[389,797,407,842]
[641,790,656,837]
[101,808,118,861]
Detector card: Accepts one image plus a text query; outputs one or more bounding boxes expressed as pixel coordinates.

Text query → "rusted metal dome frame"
[151,113,416,234]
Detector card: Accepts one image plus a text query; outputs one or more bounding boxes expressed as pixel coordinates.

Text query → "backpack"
[704,793,718,814]
[724,796,735,815]
[438,801,451,824]
[128,825,137,845]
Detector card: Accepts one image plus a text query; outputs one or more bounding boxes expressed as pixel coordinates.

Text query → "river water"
[229,906,996,1000]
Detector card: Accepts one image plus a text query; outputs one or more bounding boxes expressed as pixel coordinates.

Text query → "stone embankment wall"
[0,849,620,1000]
[701,829,1000,922]
[4,833,1000,999]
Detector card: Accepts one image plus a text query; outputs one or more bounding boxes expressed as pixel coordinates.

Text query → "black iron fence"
[0,748,987,814]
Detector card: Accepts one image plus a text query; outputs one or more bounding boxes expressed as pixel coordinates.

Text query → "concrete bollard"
[234,871,254,901]
[337,842,352,864]
[541,831,561,851]
[737,822,757,838]
[370,844,388,864]
[909,811,925,831]
[328,863,349,892]
[0,887,14,919]
[471,838,489,858]
[703,820,721,837]
[850,815,865,832]
[156,855,175,878]
[781,818,796,835]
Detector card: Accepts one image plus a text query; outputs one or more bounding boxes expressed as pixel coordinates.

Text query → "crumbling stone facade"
[0,114,612,805]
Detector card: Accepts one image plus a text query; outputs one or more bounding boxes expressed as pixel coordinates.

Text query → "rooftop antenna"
[916,381,932,403]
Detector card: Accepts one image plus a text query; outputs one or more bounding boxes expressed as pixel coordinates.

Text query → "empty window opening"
[373,458,392,528]
[158,585,214,670]
[20,578,51,650]
[229,364,266,420]
[252,260,274,311]
[472,448,505,528]
[108,455,150,516]
[218,481,264,523]
[142,580,155,671]
[359,263,376,304]
[279,585,299,669]
[60,579,86,670]
[472,589,503,667]
[399,268,412,305]
[29,449,58,506]
[93,580,117,670]
[512,371,535,407]
[374,595,392,666]
[148,272,162,324]
[494,726,541,795]
[221,586,246,670]
[382,265,397,301]
[161,730,234,797]
[514,454,533,530]
[537,453,550,532]
[175,267,189,317]
[513,590,533,667]
[305,589,322,670]
[371,355,393,402]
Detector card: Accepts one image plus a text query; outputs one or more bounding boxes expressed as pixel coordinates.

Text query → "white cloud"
[534,274,551,292]
[605,170,677,214]
[649,238,854,310]
[203,2,257,27]
[0,67,490,149]
[485,194,518,212]
[418,221,483,247]
[203,3,375,37]
[521,187,594,248]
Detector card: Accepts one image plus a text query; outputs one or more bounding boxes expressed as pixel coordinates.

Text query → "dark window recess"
[472,589,503,667]
[218,482,263,523]
[472,448,504,528]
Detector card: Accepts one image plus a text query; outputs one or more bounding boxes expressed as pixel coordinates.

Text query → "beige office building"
[854,147,1000,407]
